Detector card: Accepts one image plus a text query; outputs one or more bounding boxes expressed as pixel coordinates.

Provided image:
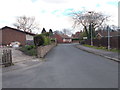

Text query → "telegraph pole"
[88,11,93,46]
[90,23,93,46]
[107,26,110,50]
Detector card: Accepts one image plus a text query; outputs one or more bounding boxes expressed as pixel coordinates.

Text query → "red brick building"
[53,34,72,43]
[71,32,81,43]
[0,26,35,46]
[72,32,81,39]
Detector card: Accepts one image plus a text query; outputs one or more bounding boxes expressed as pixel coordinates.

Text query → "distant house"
[71,32,81,43]
[96,30,119,39]
[72,32,80,39]
[0,26,36,46]
[53,34,72,43]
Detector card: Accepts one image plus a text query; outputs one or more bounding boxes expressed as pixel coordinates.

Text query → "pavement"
[1,48,43,73]
[75,44,119,62]
[2,44,118,88]
[2,57,43,73]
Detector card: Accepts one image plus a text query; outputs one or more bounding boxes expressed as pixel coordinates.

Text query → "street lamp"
[88,11,93,46]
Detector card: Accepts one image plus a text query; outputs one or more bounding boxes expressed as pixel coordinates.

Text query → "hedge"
[34,33,51,46]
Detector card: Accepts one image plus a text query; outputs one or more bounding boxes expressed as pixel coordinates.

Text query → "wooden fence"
[2,49,12,67]
[84,36,120,49]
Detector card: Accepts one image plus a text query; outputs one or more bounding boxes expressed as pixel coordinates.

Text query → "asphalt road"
[2,44,118,88]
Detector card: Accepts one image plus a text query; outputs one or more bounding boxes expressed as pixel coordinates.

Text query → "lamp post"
[88,11,93,46]
[107,25,110,50]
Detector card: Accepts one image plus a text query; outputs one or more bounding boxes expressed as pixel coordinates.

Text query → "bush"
[72,38,79,41]
[43,36,51,45]
[19,45,37,56]
[25,45,35,50]
[34,34,52,46]
[26,40,34,45]
[51,38,56,43]
[80,40,85,45]
[42,32,50,37]
[26,49,37,56]
[34,34,44,46]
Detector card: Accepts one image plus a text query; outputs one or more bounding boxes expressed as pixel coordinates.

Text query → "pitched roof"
[54,33,71,39]
[72,32,80,38]
[96,30,119,37]
[59,34,71,39]
[1,26,36,36]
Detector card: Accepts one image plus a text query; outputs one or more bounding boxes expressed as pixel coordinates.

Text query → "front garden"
[19,32,56,56]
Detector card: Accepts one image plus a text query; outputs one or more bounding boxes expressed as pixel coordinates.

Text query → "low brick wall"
[37,43,57,58]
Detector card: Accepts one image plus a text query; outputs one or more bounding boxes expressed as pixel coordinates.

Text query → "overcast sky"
[0,0,118,33]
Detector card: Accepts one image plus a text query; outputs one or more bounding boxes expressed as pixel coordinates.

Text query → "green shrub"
[80,40,85,45]
[51,38,56,43]
[34,34,44,46]
[34,33,52,46]
[43,36,51,45]
[42,32,50,37]
[26,48,37,56]
[72,38,79,41]
[25,45,35,50]
[19,45,37,56]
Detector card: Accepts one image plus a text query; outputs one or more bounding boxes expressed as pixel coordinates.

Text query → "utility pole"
[90,23,93,46]
[88,11,93,46]
[107,26,110,50]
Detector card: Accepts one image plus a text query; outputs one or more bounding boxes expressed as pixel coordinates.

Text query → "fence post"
[2,49,12,67]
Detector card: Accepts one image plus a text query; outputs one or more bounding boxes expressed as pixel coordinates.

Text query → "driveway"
[0,48,36,63]
[2,44,118,88]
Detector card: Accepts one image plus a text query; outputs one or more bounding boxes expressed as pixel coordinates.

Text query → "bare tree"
[54,30,63,35]
[71,11,109,38]
[13,16,39,33]
[62,28,72,35]
[63,29,67,35]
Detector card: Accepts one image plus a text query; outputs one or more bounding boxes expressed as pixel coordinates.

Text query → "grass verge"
[83,44,120,53]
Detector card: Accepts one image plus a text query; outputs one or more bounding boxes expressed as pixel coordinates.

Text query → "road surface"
[2,44,118,88]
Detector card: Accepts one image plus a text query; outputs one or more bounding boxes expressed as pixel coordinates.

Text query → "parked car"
[10,41,21,48]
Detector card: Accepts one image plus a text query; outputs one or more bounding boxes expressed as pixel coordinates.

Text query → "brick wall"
[2,28,26,45]
[54,34,63,43]
[37,43,57,58]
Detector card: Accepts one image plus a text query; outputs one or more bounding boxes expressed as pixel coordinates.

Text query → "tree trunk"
[84,26,89,39]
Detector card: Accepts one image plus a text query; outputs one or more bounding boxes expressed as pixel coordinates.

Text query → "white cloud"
[0,0,118,33]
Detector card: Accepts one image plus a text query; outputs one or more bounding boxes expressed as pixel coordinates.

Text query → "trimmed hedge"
[72,38,80,41]
[43,36,51,45]
[34,34,44,46]
[34,33,51,46]
[51,38,56,43]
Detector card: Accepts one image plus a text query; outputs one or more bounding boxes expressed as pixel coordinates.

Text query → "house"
[96,30,119,39]
[0,26,36,46]
[72,32,81,39]
[71,32,81,43]
[53,33,72,43]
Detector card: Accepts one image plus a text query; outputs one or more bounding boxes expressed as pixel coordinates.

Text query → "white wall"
[63,38,72,42]
[26,34,33,40]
